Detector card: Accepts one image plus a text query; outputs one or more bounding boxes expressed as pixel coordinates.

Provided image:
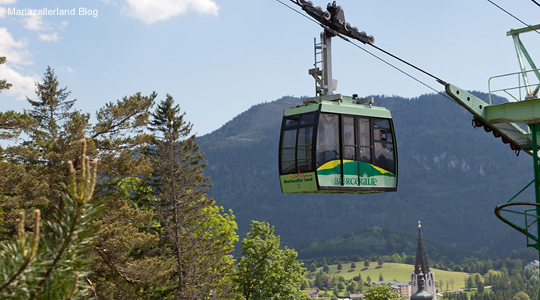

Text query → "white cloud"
[0,27,31,65]
[0,0,16,4]
[58,21,69,30]
[39,32,60,42]
[24,15,48,31]
[0,26,36,100]
[124,0,219,24]
[0,7,6,18]
[0,63,38,100]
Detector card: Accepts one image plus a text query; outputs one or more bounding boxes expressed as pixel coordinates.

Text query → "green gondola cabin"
[278,94,397,193]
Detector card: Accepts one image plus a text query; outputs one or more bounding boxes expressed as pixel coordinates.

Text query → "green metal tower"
[445,24,540,300]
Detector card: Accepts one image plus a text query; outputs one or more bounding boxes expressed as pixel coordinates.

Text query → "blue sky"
[1,0,540,136]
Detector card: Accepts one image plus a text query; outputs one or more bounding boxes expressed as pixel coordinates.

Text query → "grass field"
[311,262,470,291]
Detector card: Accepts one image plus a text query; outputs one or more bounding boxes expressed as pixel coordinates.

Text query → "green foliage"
[513,291,531,300]
[323,264,330,273]
[0,140,99,299]
[235,221,309,300]
[311,261,469,291]
[0,66,166,298]
[0,111,35,139]
[363,283,401,300]
[314,270,331,290]
[27,66,75,143]
[444,266,538,300]
[298,226,471,265]
[0,57,12,92]
[150,95,238,299]
[0,67,243,299]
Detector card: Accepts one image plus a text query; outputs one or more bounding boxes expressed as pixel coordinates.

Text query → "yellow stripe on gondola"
[317,160,394,175]
[373,165,393,175]
[317,160,352,171]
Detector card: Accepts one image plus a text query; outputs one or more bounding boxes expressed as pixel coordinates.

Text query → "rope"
[275,0,458,104]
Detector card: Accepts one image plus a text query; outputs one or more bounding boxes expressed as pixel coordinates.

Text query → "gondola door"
[342,115,361,187]
[357,117,375,186]
[315,113,341,188]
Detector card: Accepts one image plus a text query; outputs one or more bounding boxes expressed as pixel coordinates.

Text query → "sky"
[1,0,540,136]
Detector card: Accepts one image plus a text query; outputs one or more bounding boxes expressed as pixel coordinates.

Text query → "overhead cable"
[486,0,540,35]
[275,0,458,103]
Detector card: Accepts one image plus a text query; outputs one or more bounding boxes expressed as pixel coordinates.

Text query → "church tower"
[410,221,437,299]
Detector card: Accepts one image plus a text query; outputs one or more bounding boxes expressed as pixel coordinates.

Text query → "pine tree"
[150,95,238,299]
[0,57,12,92]
[0,66,167,297]
[0,139,99,299]
[1,67,83,238]
[0,111,34,140]
[27,66,76,145]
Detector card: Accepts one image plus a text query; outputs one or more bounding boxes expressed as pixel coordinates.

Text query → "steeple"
[414,221,430,275]
[411,221,437,299]
[411,272,434,300]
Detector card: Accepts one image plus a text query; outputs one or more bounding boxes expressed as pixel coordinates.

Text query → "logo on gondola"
[284,172,314,184]
[335,177,378,186]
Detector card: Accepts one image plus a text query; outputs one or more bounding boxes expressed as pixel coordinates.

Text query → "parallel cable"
[368,43,447,86]
[531,0,540,8]
[345,39,458,104]
[275,0,320,26]
[275,0,458,103]
[486,0,540,35]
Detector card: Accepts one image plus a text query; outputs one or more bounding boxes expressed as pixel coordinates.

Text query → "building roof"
[305,288,319,294]
[415,221,430,275]
[525,260,540,270]
[374,280,411,289]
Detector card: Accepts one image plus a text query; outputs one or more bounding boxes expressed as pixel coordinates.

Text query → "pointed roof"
[414,221,430,275]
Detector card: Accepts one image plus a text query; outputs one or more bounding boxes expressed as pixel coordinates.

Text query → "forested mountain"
[198,92,534,258]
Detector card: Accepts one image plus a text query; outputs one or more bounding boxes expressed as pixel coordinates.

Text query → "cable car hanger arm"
[290,0,374,44]
[283,0,448,87]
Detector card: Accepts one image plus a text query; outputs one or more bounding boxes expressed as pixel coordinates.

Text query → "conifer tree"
[0,57,12,92]
[0,139,99,299]
[149,95,238,299]
[0,67,165,297]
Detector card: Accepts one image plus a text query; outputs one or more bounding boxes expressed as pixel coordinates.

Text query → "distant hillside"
[198,92,533,257]
[297,226,471,264]
[310,262,469,290]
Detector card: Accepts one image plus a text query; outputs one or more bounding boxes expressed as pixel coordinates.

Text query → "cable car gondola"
[279,94,397,193]
[277,1,397,194]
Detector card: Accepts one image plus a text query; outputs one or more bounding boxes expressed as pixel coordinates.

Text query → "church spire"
[411,272,434,300]
[414,221,430,275]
